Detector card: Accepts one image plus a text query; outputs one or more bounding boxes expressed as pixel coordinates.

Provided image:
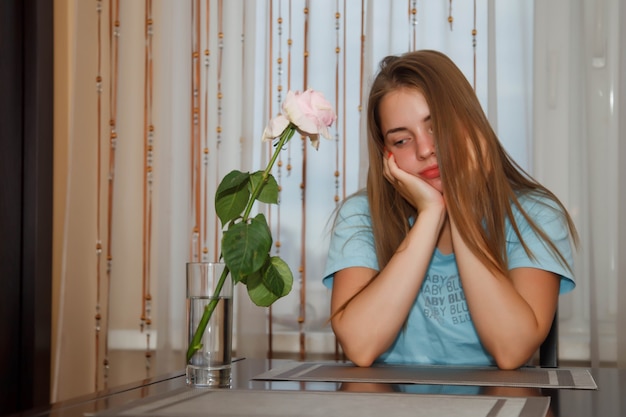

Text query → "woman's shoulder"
[337,190,370,216]
[515,191,565,217]
[511,190,570,238]
[330,190,372,231]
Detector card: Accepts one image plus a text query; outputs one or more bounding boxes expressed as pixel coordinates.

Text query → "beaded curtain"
[53,0,539,400]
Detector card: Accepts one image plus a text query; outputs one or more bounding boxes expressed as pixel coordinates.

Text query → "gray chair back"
[539,311,558,367]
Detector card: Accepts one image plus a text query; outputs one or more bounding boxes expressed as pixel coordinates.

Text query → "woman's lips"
[419,166,440,179]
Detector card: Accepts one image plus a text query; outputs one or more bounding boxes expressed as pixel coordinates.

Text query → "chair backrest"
[539,310,558,367]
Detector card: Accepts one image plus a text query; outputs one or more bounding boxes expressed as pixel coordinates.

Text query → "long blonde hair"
[366,50,578,277]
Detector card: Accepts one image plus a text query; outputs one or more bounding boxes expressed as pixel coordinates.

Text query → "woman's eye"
[428,127,433,134]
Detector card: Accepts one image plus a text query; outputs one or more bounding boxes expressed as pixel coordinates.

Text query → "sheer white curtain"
[533,0,626,367]
[60,0,626,403]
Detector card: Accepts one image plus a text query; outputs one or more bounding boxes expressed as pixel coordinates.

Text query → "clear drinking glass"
[186,262,233,387]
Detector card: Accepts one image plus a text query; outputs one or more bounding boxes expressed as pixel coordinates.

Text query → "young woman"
[323,50,578,370]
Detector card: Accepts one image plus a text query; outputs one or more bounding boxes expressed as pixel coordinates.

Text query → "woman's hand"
[383,153,445,214]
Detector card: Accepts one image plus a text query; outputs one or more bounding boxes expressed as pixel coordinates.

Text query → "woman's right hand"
[383,152,446,214]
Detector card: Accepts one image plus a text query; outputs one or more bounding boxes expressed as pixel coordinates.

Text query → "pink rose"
[263,89,337,150]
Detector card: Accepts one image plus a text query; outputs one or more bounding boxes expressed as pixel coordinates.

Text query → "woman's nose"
[417,135,435,160]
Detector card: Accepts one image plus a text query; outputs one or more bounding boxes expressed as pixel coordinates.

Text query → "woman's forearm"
[450,219,559,369]
[331,208,446,366]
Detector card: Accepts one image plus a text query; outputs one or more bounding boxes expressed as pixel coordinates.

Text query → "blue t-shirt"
[322,192,575,366]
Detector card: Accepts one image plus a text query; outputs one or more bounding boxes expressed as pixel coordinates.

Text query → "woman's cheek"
[395,155,416,174]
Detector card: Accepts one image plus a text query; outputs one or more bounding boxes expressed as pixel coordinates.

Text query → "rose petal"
[291,114,319,136]
[305,133,320,150]
[309,91,337,128]
[262,115,290,141]
[317,125,331,140]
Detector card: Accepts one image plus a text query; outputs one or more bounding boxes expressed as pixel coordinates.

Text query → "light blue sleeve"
[322,194,379,289]
[506,195,576,294]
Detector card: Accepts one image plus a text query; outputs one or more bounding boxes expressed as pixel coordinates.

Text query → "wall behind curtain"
[52,0,551,401]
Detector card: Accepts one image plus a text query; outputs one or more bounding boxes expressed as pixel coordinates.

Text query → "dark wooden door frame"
[0,0,53,415]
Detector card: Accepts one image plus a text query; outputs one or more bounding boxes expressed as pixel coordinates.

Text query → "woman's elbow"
[343,348,377,367]
[491,349,533,370]
[334,335,379,367]
[494,357,524,370]
[331,324,378,367]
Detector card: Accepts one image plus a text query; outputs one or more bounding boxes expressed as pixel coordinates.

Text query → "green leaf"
[222,213,272,282]
[246,256,294,306]
[237,269,255,286]
[215,171,251,226]
[250,171,279,205]
[216,170,250,194]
